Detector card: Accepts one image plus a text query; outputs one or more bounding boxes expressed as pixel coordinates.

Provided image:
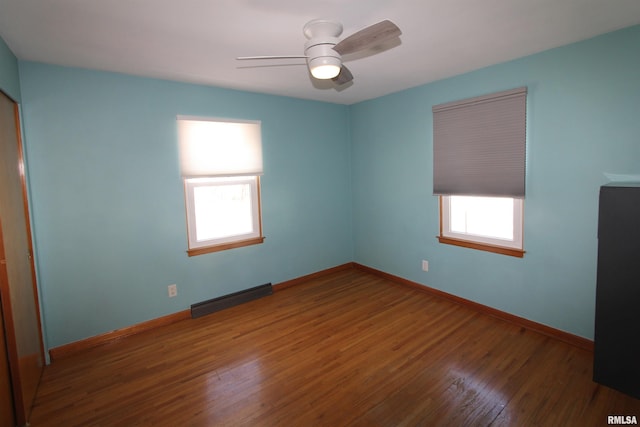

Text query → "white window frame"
[177,116,264,256]
[440,195,524,255]
[184,176,262,253]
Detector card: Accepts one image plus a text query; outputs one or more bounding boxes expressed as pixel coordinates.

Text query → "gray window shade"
[433,87,527,197]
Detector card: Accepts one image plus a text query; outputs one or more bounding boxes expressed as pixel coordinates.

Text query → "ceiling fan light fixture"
[237,19,401,87]
[309,57,341,79]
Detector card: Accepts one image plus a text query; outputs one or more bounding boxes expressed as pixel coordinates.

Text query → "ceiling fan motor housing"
[305,42,341,65]
[303,20,343,78]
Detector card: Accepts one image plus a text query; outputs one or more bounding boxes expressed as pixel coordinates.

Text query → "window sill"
[187,236,265,257]
[437,236,525,258]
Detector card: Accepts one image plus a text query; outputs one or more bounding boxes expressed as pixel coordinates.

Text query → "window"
[433,87,527,257]
[177,116,264,256]
[440,195,523,256]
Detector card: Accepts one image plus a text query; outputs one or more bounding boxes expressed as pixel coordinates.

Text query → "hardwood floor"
[30,268,640,426]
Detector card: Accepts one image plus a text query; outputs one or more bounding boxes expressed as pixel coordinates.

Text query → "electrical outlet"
[421,260,429,272]
[168,284,177,298]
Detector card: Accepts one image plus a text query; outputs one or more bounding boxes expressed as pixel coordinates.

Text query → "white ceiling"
[1,0,639,105]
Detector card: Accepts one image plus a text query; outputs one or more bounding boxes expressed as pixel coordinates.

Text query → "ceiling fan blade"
[332,65,353,85]
[237,55,308,60]
[333,20,401,56]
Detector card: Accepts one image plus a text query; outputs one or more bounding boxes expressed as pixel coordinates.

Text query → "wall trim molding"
[48,310,191,361]
[353,263,594,352]
[48,263,354,361]
[49,261,593,361]
[273,262,355,292]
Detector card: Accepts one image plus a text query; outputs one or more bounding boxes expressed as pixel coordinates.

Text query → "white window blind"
[432,87,527,197]
[177,116,263,177]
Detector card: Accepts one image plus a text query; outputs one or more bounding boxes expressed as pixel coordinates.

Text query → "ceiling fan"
[237,19,402,86]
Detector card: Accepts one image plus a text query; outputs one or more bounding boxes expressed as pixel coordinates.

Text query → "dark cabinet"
[593,183,640,399]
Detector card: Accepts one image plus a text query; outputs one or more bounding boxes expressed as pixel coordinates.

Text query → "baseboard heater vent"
[191,283,273,319]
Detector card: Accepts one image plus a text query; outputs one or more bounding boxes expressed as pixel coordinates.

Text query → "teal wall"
[18,63,353,348]
[11,24,640,350]
[350,25,640,339]
[0,36,20,101]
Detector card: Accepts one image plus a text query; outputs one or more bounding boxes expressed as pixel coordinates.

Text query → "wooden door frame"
[12,99,45,360]
[0,219,20,426]
[0,90,45,426]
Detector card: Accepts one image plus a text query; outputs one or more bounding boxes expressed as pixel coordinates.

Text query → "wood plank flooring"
[29,268,640,426]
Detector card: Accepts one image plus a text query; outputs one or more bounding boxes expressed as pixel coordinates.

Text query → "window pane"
[193,183,253,241]
[449,196,514,240]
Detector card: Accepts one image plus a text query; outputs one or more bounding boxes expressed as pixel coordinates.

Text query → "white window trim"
[184,176,262,250]
[441,195,524,251]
